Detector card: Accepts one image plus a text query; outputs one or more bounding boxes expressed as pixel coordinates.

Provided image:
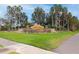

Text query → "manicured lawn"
[0,31,78,51]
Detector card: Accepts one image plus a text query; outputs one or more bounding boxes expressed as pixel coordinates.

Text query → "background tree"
[49,4,79,31]
[45,13,50,28]
[6,5,28,30]
[49,4,64,30]
[60,7,68,30]
[32,7,45,26]
[71,16,79,31]
[5,4,79,31]
[4,21,11,31]
[21,12,28,28]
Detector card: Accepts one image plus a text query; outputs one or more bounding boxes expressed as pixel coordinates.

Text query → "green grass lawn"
[0,31,78,51]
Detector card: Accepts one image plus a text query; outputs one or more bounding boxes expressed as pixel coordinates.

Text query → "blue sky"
[0,4,79,22]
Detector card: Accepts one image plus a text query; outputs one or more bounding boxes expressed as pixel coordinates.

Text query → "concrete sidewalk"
[5,44,54,54]
[0,38,55,54]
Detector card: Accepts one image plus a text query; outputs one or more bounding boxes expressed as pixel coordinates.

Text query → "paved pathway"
[0,38,17,46]
[54,33,79,54]
[5,44,54,54]
[0,38,55,54]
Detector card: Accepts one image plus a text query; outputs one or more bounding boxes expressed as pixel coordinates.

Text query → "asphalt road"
[54,33,79,54]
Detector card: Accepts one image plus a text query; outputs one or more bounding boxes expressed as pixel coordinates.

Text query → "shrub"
[31,23,44,31]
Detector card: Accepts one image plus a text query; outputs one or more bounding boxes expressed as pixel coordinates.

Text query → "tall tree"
[32,7,45,25]
[71,16,79,31]
[60,7,68,30]
[6,5,28,30]
[21,12,28,27]
[49,4,64,30]
[67,12,73,30]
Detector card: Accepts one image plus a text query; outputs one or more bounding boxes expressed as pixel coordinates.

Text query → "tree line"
[0,4,79,31]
